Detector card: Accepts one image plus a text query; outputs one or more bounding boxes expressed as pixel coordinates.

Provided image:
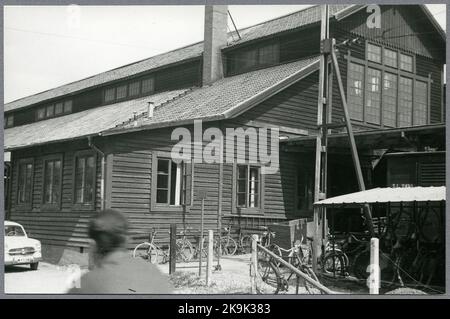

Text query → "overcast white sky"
[3,4,446,103]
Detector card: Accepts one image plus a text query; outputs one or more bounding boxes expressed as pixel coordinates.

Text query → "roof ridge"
[114,87,195,128]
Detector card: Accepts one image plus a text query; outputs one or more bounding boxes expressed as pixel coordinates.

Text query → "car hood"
[4,237,40,250]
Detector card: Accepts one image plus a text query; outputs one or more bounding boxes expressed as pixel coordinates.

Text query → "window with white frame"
[236,165,260,208]
[398,76,413,127]
[400,53,413,72]
[414,80,428,126]
[155,158,186,206]
[348,62,365,121]
[382,72,397,127]
[384,48,398,68]
[367,43,382,63]
[365,68,381,124]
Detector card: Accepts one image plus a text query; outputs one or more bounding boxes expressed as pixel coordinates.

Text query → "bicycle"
[133,228,195,264]
[200,226,238,258]
[258,238,322,294]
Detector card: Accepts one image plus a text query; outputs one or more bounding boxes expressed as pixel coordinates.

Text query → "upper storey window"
[4,114,14,128]
[103,76,155,104]
[347,42,429,128]
[227,42,280,76]
[36,100,72,121]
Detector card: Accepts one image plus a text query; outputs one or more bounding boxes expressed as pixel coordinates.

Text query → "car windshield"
[5,225,26,237]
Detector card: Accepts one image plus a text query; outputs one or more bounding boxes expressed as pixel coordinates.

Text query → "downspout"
[88,136,106,211]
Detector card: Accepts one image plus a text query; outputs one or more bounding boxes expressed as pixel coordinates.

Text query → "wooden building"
[3,5,445,264]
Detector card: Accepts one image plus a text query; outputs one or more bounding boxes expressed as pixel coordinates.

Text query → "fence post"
[169,224,177,275]
[199,197,205,277]
[250,234,258,294]
[206,230,213,286]
[369,237,380,294]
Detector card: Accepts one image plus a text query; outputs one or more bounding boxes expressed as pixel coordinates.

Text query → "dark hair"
[88,209,128,256]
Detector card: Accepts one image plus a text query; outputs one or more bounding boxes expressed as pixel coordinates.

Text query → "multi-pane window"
[17,159,33,205]
[399,77,413,127]
[36,100,73,121]
[43,156,62,205]
[365,68,381,124]
[116,84,127,100]
[156,158,185,206]
[384,48,398,68]
[236,165,260,208]
[400,53,413,72]
[367,43,382,63]
[141,77,155,94]
[414,81,428,126]
[4,114,14,128]
[228,43,280,75]
[382,72,398,127]
[74,154,96,205]
[348,62,365,121]
[129,81,140,97]
[104,87,116,103]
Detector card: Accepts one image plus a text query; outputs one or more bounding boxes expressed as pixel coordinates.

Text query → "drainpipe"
[88,136,106,211]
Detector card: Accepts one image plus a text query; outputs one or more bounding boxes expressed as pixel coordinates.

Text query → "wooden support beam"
[169,224,177,275]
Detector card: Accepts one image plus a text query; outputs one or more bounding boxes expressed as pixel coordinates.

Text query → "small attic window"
[36,99,73,121]
[4,114,14,128]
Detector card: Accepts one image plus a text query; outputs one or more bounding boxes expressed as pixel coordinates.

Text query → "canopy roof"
[314,186,446,207]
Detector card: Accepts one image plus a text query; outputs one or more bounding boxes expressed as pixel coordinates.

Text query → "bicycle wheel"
[302,266,322,294]
[133,242,159,264]
[322,251,347,276]
[258,258,285,294]
[176,239,195,262]
[240,235,253,254]
[352,250,370,279]
[220,236,237,256]
[201,236,220,259]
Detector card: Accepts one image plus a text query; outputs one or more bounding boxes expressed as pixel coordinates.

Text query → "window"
[399,76,413,127]
[17,159,34,206]
[74,153,96,205]
[382,72,398,127]
[400,53,413,72]
[104,87,116,103]
[142,77,155,94]
[367,43,382,63]
[296,168,313,212]
[348,62,365,121]
[414,81,428,126]
[46,105,55,117]
[236,165,260,209]
[154,158,190,207]
[384,48,398,68]
[365,68,381,124]
[129,81,140,97]
[37,107,46,120]
[63,100,72,113]
[43,155,62,207]
[55,102,63,115]
[116,84,127,100]
[4,114,14,128]
[227,42,280,75]
[36,100,72,121]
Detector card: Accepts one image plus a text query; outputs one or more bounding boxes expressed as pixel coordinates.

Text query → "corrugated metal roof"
[4,56,320,150]
[4,89,189,150]
[4,4,352,113]
[105,56,320,135]
[314,186,446,206]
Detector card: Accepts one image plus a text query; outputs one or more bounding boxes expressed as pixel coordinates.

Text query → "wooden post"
[206,230,213,286]
[199,196,205,277]
[169,224,177,275]
[369,238,380,294]
[250,234,258,294]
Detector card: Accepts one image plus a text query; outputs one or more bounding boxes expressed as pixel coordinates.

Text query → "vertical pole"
[313,4,330,273]
[250,234,258,294]
[369,238,380,294]
[206,229,213,286]
[169,224,177,275]
[199,197,205,277]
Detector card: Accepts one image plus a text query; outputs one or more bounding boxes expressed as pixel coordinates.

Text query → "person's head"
[88,209,128,257]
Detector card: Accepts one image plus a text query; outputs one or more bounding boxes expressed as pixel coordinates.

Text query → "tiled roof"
[4,89,189,150]
[4,56,320,150]
[4,4,352,113]
[106,56,320,135]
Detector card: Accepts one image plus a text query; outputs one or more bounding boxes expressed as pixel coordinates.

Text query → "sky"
[3,4,447,103]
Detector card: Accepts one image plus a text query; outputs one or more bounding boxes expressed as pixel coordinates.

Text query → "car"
[4,221,42,270]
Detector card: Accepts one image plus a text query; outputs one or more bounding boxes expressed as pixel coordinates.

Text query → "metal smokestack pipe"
[147,102,154,118]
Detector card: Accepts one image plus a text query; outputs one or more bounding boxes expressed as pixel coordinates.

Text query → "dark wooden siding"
[8,140,102,249]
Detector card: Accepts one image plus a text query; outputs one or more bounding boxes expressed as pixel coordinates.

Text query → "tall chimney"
[202,5,228,86]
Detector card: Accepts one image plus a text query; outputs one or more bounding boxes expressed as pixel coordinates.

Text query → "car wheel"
[30,262,39,270]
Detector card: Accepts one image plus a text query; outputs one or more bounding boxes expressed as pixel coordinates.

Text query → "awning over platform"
[314,186,446,207]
